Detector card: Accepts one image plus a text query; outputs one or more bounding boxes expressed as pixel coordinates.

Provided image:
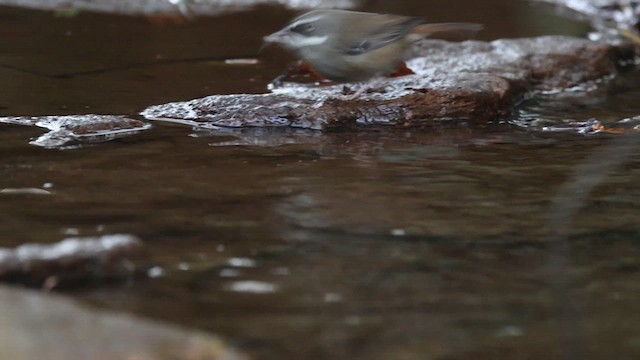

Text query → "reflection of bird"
[167,0,192,18]
[264,9,482,86]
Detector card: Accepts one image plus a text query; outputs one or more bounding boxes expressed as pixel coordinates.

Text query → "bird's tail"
[412,22,483,36]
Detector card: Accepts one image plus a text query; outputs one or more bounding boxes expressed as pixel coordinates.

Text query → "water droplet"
[323,293,342,303]
[227,281,278,294]
[147,266,165,278]
[227,257,256,267]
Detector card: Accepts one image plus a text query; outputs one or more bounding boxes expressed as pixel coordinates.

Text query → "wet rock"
[0,285,246,360]
[538,0,640,30]
[541,115,640,133]
[142,36,630,130]
[0,234,145,289]
[534,0,640,46]
[0,188,52,195]
[0,115,151,149]
[0,0,355,16]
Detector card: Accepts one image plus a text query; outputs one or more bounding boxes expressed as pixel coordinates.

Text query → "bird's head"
[263,10,334,50]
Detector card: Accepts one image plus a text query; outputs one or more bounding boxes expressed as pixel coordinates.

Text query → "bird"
[263,9,482,96]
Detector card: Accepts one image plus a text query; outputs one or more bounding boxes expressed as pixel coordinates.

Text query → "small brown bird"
[264,9,482,86]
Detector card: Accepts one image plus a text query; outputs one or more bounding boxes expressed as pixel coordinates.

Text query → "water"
[1,1,640,359]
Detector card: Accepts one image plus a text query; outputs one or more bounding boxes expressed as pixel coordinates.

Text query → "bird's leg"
[342,78,387,100]
[387,62,415,77]
[298,62,336,85]
[341,62,414,100]
[269,61,336,90]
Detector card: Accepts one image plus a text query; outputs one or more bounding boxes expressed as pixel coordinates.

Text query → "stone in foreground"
[0,285,245,360]
[142,36,631,130]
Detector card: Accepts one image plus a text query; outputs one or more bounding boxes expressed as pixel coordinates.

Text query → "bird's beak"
[263,29,290,44]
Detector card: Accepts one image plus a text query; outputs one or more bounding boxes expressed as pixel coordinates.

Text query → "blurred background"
[0,1,639,360]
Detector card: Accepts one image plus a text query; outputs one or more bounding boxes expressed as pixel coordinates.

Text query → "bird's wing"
[344,16,425,56]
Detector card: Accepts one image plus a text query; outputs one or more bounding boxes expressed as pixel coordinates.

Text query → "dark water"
[1,1,640,359]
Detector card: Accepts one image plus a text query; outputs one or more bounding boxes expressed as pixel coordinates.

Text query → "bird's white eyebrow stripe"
[291,35,328,46]
[288,15,323,29]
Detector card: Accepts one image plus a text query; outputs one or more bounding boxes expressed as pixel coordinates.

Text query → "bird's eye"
[290,23,315,34]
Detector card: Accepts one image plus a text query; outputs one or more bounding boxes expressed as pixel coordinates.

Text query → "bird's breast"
[297,40,410,82]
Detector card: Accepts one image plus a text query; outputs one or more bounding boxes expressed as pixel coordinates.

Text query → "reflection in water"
[2,120,639,359]
[543,133,640,360]
[57,127,635,360]
[514,69,640,132]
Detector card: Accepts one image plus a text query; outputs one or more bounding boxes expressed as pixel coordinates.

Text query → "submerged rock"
[142,36,631,130]
[0,285,246,360]
[0,115,151,149]
[0,234,145,289]
[541,115,640,133]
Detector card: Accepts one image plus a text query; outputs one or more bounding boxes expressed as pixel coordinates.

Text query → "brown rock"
[142,36,632,130]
